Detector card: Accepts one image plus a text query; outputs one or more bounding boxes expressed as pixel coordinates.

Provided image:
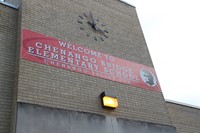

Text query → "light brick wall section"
[21,0,152,66]
[166,102,200,133]
[0,4,18,133]
[17,0,172,125]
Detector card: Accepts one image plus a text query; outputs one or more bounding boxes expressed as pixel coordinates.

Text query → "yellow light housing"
[100,91,118,109]
[103,96,118,108]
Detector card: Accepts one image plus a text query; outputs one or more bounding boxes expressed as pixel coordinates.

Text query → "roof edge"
[118,0,135,8]
[0,1,19,9]
[165,99,200,110]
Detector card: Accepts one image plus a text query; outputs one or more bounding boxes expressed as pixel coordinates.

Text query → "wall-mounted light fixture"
[100,91,118,109]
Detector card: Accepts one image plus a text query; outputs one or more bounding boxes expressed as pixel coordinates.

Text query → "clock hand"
[88,21,98,31]
[88,20,108,37]
[89,11,97,30]
[96,27,108,38]
[87,21,93,26]
[96,27,105,35]
[90,11,96,25]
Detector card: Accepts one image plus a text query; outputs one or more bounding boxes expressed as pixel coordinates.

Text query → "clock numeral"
[79,15,83,19]
[78,20,83,24]
[104,35,108,38]
[80,27,85,30]
[94,36,97,41]
[104,30,109,33]
[83,13,88,18]
[101,24,106,26]
[100,37,104,41]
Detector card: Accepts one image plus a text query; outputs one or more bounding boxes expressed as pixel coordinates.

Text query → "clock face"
[77,11,109,42]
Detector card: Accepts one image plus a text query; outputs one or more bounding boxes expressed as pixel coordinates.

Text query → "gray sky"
[123,0,200,107]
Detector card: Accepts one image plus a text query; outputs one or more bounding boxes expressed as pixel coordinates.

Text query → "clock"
[77,11,109,41]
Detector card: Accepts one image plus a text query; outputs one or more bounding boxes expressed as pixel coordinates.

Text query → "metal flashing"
[0,1,19,9]
[165,99,200,110]
[118,0,135,8]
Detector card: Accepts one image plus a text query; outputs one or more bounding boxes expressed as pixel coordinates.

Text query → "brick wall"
[16,0,172,126]
[166,101,200,133]
[0,4,18,133]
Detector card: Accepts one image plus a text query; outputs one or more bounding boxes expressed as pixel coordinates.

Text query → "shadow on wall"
[16,103,176,133]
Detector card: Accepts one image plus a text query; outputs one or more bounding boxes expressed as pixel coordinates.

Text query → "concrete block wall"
[16,0,172,126]
[166,101,200,133]
[0,4,18,133]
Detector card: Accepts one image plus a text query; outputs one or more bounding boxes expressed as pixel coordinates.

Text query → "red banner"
[21,29,161,92]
